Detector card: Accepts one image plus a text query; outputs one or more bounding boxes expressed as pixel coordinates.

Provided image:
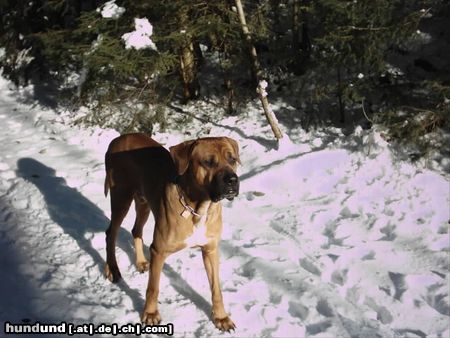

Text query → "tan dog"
[104,133,239,332]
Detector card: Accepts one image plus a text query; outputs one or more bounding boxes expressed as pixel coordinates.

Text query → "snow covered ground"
[0,75,449,338]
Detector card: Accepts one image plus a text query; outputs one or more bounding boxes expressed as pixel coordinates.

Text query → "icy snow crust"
[0,76,449,337]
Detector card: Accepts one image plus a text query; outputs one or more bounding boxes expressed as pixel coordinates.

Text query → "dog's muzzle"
[211,171,240,202]
[223,172,239,201]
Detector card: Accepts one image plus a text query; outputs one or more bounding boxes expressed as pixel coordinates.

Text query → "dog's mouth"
[210,172,240,202]
[224,189,239,201]
[211,188,239,202]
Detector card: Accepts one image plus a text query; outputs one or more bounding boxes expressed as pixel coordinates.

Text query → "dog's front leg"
[202,246,236,332]
[141,246,166,325]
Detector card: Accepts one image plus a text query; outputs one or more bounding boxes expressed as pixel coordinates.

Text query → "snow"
[122,18,157,51]
[258,80,269,98]
[16,47,34,67]
[0,75,449,338]
[99,0,125,19]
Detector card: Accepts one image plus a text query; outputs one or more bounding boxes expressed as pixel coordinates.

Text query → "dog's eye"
[228,157,237,165]
[202,157,217,168]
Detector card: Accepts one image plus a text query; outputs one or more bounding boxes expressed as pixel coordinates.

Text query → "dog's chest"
[185,215,211,247]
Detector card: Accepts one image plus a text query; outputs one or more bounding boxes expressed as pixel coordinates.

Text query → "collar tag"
[178,187,203,218]
[181,208,191,219]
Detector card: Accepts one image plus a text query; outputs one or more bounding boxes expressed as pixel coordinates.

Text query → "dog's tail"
[104,153,113,197]
[104,171,110,197]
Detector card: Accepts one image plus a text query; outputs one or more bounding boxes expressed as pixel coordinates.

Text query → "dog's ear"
[225,137,241,164]
[170,140,195,175]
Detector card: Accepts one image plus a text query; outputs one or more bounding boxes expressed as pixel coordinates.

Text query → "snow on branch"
[99,0,125,19]
[122,18,158,51]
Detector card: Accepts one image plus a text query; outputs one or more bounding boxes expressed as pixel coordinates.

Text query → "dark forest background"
[1,0,449,156]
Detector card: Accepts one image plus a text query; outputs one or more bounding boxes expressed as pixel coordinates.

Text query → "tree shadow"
[162,263,212,319]
[238,133,341,182]
[169,104,278,150]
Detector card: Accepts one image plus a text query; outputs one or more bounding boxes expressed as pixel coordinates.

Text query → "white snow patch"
[122,18,157,51]
[257,80,269,97]
[99,0,125,19]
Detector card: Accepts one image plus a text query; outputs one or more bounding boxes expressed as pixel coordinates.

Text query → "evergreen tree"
[0,0,447,147]
[302,0,427,122]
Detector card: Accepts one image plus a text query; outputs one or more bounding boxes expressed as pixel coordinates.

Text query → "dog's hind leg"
[105,187,133,283]
[132,196,151,273]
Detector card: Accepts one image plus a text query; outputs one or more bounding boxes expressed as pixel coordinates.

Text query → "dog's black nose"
[223,172,238,186]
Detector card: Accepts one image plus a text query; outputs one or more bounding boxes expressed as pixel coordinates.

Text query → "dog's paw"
[136,260,150,273]
[141,310,161,325]
[104,264,121,283]
[213,316,236,332]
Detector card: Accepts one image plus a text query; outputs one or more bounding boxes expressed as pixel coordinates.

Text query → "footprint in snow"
[339,315,385,337]
[306,320,332,335]
[377,306,394,324]
[395,328,427,338]
[242,237,269,248]
[245,191,265,201]
[361,250,376,260]
[425,282,450,316]
[339,206,360,219]
[388,272,407,301]
[299,258,321,276]
[379,223,397,241]
[316,299,334,317]
[288,301,309,320]
[322,223,346,248]
[269,290,282,305]
[365,297,394,324]
[238,260,257,279]
[331,268,348,286]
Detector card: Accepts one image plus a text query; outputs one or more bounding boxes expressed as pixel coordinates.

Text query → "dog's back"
[104,133,175,198]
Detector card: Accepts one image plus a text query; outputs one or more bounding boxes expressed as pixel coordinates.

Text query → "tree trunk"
[292,0,301,54]
[180,42,199,101]
[193,41,204,67]
[224,75,235,115]
[270,0,281,30]
[337,66,345,123]
[300,0,312,53]
[234,0,283,140]
[178,8,200,101]
[222,42,235,115]
[292,0,311,74]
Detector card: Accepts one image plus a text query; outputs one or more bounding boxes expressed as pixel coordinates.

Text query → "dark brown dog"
[104,133,239,331]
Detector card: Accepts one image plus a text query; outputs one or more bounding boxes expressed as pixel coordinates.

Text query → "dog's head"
[170,137,240,202]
